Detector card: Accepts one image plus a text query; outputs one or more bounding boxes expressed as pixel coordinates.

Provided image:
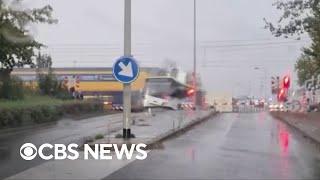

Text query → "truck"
[206,92,233,112]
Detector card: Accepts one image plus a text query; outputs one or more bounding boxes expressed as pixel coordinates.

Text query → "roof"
[146,76,192,88]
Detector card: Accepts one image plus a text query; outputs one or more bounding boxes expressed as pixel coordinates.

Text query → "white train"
[143,76,195,110]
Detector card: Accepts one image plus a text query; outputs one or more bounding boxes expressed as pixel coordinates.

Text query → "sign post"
[123,84,131,138]
[123,0,131,139]
[112,0,139,139]
[113,56,139,138]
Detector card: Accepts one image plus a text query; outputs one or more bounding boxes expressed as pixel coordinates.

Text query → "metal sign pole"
[123,0,132,139]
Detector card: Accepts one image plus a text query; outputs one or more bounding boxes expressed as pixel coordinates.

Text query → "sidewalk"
[271,112,320,144]
[0,112,144,180]
[91,109,216,148]
[6,109,216,180]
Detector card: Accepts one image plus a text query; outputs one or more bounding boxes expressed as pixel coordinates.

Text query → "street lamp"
[193,0,197,105]
[254,67,268,100]
[193,0,197,76]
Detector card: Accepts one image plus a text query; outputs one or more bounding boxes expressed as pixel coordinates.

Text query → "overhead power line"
[201,40,309,49]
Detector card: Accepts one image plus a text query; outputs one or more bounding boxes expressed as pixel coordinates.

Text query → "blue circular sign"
[113,56,140,84]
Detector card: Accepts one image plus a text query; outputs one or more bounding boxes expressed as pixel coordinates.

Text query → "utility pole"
[202,46,206,66]
[123,0,132,139]
[193,0,197,105]
[254,67,268,100]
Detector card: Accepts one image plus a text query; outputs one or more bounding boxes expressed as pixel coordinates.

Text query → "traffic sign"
[113,56,140,84]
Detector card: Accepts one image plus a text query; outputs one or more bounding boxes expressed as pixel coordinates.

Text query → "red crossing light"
[187,88,195,96]
[278,88,286,102]
[283,76,290,89]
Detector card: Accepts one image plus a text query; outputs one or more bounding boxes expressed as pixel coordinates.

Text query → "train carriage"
[143,76,196,110]
[12,67,160,111]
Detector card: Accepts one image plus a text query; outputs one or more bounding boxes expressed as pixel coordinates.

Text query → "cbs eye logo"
[20,143,37,160]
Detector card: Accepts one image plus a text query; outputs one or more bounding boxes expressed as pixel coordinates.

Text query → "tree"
[35,53,70,98]
[265,0,320,85]
[264,0,319,38]
[0,0,57,79]
[36,53,56,95]
[295,54,319,86]
[36,52,52,69]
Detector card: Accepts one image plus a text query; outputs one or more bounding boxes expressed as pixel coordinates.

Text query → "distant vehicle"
[234,95,250,106]
[269,103,287,112]
[143,76,195,110]
[253,99,265,108]
[207,92,233,112]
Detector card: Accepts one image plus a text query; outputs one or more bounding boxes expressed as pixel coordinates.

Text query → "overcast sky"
[27,0,310,98]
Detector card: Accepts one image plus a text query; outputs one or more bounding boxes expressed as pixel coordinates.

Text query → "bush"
[95,134,104,140]
[54,91,74,100]
[0,108,33,128]
[0,101,104,129]
[37,67,72,100]
[0,110,13,127]
[61,101,103,115]
[0,76,24,100]
[11,108,25,126]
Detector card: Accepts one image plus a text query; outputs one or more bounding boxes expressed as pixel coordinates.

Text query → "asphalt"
[0,113,127,179]
[106,112,320,179]
[0,109,206,179]
[271,112,320,145]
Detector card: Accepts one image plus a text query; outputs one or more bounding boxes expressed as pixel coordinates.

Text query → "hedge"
[0,101,104,129]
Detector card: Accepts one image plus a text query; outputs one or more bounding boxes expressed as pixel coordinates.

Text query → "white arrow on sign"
[118,62,133,78]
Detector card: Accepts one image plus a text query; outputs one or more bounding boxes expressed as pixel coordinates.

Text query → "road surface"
[106,112,320,179]
[0,113,126,179]
[0,109,193,179]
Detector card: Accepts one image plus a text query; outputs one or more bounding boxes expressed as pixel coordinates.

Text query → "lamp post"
[193,0,197,106]
[254,67,268,100]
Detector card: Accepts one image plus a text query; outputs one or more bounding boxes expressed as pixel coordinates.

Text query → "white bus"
[143,76,194,110]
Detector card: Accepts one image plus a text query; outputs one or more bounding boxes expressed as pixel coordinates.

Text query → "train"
[143,76,197,110]
[12,67,161,111]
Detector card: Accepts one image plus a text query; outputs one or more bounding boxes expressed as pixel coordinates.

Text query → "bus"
[143,76,195,110]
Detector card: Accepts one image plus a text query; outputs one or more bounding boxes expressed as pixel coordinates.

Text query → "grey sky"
[29,0,310,97]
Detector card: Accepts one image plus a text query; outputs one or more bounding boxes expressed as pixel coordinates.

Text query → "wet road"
[106,112,320,179]
[0,113,126,179]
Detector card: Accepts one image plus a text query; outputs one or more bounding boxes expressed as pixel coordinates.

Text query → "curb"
[145,111,218,149]
[146,112,218,149]
[85,111,218,150]
[270,112,320,146]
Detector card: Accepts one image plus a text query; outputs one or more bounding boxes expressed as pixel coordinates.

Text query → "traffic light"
[283,76,290,89]
[271,76,280,94]
[271,77,276,94]
[271,77,275,86]
[187,88,195,96]
[278,88,286,102]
